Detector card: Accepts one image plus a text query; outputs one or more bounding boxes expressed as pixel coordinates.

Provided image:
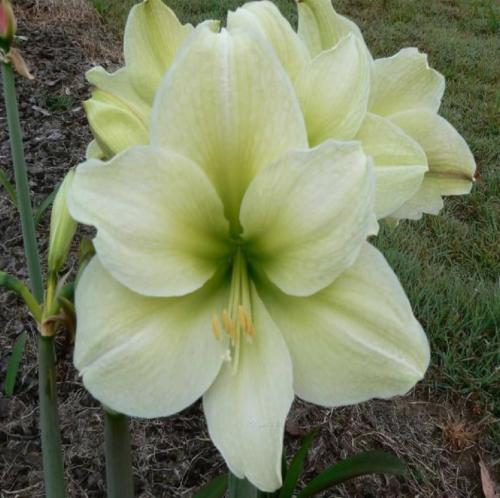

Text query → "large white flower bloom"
[295,0,476,221]
[84,0,194,158]
[71,21,429,493]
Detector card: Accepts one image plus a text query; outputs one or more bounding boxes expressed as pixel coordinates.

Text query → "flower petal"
[124,0,193,102]
[85,140,105,160]
[83,91,149,157]
[370,48,445,117]
[227,1,310,82]
[69,145,231,297]
[297,0,366,58]
[203,284,293,492]
[259,243,430,407]
[151,25,308,231]
[389,109,476,219]
[240,140,376,297]
[74,258,227,418]
[355,113,428,218]
[86,66,151,122]
[296,34,371,145]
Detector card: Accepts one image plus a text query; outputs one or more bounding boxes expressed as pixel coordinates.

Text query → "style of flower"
[70,23,429,491]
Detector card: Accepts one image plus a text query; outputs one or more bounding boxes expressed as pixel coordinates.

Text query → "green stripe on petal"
[296,34,371,145]
[389,109,476,220]
[75,258,228,418]
[259,243,430,407]
[297,0,366,58]
[355,113,428,219]
[370,48,445,117]
[69,145,231,298]
[203,284,293,493]
[241,140,376,297]
[124,0,193,103]
[151,24,308,232]
[227,1,310,82]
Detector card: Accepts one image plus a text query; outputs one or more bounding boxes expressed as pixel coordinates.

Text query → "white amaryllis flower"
[70,24,429,492]
[84,0,193,158]
[294,0,476,221]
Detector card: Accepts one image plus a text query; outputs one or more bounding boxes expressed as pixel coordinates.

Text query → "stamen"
[211,313,222,340]
[211,248,256,374]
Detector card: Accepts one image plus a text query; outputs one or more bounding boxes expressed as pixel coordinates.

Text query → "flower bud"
[0,0,16,46]
[48,170,77,274]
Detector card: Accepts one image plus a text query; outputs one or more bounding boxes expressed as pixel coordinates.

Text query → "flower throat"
[211,247,255,373]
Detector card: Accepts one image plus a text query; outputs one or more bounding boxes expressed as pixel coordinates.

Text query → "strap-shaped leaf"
[33,185,59,226]
[297,450,407,498]
[4,330,27,395]
[279,429,318,498]
[194,474,228,498]
[0,166,17,204]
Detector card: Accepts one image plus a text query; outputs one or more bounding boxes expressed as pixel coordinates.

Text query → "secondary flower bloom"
[294,0,476,220]
[70,24,429,491]
[84,0,193,158]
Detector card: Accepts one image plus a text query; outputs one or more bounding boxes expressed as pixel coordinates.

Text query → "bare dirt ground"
[0,1,497,497]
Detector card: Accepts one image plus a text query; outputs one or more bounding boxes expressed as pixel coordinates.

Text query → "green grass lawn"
[93,0,500,442]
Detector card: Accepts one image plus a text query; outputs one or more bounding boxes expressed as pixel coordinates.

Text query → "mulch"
[0,2,495,497]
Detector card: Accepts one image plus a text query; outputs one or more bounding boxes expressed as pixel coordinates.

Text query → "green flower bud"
[48,170,77,274]
[0,0,16,47]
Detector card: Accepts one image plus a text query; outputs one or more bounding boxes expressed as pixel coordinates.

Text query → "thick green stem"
[104,411,134,498]
[38,336,66,497]
[2,61,66,497]
[228,473,274,498]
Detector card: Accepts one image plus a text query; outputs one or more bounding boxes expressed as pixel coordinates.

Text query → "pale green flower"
[295,0,476,221]
[70,24,429,491]
[227,1,430,221]
[84,0,194,158]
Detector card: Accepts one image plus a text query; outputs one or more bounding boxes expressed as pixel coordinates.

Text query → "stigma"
[211,248,256,372]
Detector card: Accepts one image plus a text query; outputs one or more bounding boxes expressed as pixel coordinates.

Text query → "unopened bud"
[48,170,77,274]
[0,0,16,47]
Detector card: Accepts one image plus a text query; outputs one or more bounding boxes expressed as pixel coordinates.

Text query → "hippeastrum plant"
[295,0,476,221]
[84,0,193,159]
[69,23,429,492]
[227,0,476,222]
[85,0,476,224]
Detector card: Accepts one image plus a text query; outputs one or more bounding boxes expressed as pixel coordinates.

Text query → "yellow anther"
[238,305,247,329]
[211,314,222,340]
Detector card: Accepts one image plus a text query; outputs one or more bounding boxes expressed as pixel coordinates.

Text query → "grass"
[92,0,499,441]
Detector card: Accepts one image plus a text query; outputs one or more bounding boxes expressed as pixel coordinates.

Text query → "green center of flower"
[211,247,256,372]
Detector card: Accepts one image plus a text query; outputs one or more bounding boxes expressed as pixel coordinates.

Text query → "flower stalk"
[104,410,134,498]
[2,60,66,497]
[228,473,272,498]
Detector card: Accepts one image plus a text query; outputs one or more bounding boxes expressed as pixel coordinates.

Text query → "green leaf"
[4,331,27,395]
[0,167,17,205]
[297,450,407,498]
[33,185,59,226]
[193,474,228,498]
[279,429,319,498]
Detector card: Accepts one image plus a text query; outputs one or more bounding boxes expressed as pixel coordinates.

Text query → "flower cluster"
[69,0,474,491]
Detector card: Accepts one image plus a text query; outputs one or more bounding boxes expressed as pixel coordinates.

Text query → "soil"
[0,1,497,497]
